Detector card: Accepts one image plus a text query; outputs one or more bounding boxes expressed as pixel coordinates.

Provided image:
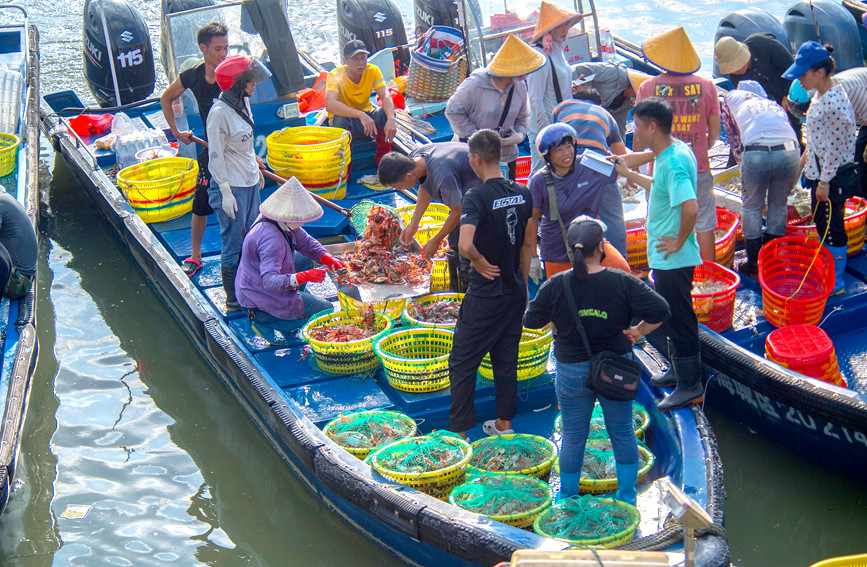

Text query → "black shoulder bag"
[459,84,515,142]
[561,274,641,401]
[814,153,859,203]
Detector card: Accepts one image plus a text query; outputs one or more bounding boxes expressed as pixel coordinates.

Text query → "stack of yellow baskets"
[266,126,351,200]
[116,157,198,223]
[397,203,452,292]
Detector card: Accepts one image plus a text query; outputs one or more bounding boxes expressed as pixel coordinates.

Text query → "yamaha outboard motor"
[414,0,459,38]
[714,8,790,77]
[337,0,409,75]
[83,0,156,107]
[784,0,864,71]
[159,0,215,75]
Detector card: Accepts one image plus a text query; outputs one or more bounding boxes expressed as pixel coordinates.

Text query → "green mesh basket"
[554,402,651,441]
[349,200,400,236]
[533,495,640,547]
[449,473,554,528]
[322,409,418,459]
[366,431,472,500]
[468,434,558,479]
[374,328,453,392]
[578,440,655,495]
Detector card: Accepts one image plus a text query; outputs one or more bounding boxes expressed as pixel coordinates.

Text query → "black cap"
[343,39,370,59]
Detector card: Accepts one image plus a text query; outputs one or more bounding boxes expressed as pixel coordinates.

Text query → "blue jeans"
[208,183,261,268]
[599,180,627,257]
[555,358,639,475]
[250,292,333,333]
[741,148,801,240]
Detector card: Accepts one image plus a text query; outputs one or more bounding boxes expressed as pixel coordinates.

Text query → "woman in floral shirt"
[783,42,857,294]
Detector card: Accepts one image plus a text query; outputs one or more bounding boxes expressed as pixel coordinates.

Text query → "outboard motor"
[159,0,215,75]
[714,8,790,77]
[83,0,155,107]
[337,0,409,75]
[784,0,864,71]
[414,0,459,38]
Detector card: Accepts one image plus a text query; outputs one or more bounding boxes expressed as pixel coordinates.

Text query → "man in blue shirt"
[613,97,703,411]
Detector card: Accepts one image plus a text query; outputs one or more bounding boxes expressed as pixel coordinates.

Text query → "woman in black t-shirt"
[524,218,669,505]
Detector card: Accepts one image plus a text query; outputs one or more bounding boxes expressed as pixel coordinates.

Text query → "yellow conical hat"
[641,27,701,75]
[259,176,323,223]
[531,1,583,44]
[488,35,546,77]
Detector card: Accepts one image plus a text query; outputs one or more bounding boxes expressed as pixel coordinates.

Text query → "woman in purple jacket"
[236,177,345,345]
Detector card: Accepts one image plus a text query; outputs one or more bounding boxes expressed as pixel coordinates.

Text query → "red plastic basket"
[785,197,867,258]
[765,325,846,386]
[714,207,740,267]
[691,261,740,332]
[758,236,834,327]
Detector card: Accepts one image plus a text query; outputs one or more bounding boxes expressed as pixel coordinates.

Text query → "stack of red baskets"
[765,325,846,387]
[758,236,834,327]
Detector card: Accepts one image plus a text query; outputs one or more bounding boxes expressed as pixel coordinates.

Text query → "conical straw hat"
[488,35,546,77]
[260,176,323,223]
[627,69,651,93]
[641,27,700,75]
[532,1,583,44]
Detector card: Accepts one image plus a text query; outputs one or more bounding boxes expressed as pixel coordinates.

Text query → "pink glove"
[320,253,347,271]
[294,268,327,286]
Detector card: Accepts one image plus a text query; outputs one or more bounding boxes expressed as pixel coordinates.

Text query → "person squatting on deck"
[445,34,544,180]
[523,217,669,503]
[571,62,651,138]
[0,193,36,299]
[235,177,343,346]
[325,39,396,161]
[527,1,583,173]
[448,130,534,439]
[613,98,704,412]
[378,142,481,292]
[783,42,858,296]
[207,55,272,312]
[720,80,800,278]
[159,22,228,278]
[636,27,720,263]
[527,123,630,281]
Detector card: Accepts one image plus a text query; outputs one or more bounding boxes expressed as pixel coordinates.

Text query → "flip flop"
[181,257,203,277]
[482,419,514,436]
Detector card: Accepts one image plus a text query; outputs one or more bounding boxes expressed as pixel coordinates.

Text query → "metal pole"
[685,526,696,567]
[97,0,123,106]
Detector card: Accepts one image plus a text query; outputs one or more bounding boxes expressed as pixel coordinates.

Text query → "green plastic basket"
[450,473,553,528]
[468,434,558,479]
[533,495,640,547]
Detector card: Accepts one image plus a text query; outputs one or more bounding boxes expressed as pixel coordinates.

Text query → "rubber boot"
[556,472,581,502]
[221,265,241,312]
[762,232,783,246]
[249,312,287,346]
[657,354,704,412]
[445,250,469,293]
[825,244,847,296]
[650,342,677,387]
[736,238,762,279]
[614,462,640,506]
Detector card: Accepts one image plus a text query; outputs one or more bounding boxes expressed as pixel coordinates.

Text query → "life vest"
[297,71,328,113]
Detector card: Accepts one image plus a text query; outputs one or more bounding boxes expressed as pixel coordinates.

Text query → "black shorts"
[192,170,214,216]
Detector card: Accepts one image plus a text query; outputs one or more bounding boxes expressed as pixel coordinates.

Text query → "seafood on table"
[406,298,461,324]
[336,204,431,286]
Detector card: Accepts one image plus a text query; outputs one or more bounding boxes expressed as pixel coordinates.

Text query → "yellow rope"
[786,200,831,301]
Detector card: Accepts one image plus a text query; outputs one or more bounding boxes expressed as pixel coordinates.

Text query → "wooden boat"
[38,0,728,564]
[0,4,40,515]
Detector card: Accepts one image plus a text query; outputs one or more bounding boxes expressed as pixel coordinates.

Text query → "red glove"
[320,253,346,271]
[293,268,327,286]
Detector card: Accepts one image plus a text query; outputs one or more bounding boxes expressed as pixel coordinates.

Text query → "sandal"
[482,419,514,436]
[182,257,203,277]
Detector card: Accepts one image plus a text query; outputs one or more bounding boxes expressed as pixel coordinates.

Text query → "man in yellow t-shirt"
[326,40,396,143]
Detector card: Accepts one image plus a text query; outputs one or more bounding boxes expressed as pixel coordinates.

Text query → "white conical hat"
[259,176,323,223]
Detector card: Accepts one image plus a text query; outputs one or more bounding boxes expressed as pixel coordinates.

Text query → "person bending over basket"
[524,217,668,503]
[207,55,271,312]
[235,177,343,346]
[448,129,533,439]
[783,42,858,296]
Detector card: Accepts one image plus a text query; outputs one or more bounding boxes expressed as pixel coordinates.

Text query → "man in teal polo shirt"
[613,97,703,411]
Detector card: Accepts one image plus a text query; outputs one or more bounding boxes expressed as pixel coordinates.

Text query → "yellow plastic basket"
[577,443,655,495]
[430,258,449,292]
[337,291,407,321]
[397,203,451,228]
[479,328,553,380]
[266,126,351,200]
[374,328,453,392]
[533,496,640,547]
[401,292,463,329]
[809,554,867,567]
[322,409,418,459]
[0,134,20,177]
[468,434,558,479]
[367,434,472,500]
[300,310,394,375]
[116,157,198,223]
[449,474,554,528]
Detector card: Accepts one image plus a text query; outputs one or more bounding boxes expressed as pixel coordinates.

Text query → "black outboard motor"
[414,0,459,38]
[83,0,156,107]
[337,0,409,75]
[784,0,864,72]
[713,8,790,77]
[159,0,215,75]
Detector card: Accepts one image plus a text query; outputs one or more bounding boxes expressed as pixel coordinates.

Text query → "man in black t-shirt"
[447,130,534,439]
[160,23,228,277]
